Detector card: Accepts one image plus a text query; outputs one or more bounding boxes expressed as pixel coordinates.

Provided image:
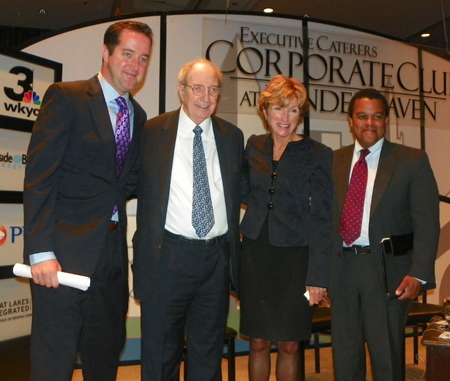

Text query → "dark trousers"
[30,228,129,381]
[140,233,230,381]
[332,250,411,381]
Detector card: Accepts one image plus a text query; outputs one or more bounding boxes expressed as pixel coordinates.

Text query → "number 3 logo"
[4,66,33,102]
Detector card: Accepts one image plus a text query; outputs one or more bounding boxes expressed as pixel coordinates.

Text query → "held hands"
[31,259,62,288]
[395,275,422,301]
[306,286,329,307]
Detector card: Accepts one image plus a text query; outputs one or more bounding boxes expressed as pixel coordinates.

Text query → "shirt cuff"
[29,252,57,265]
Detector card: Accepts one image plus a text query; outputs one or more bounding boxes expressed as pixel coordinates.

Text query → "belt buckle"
[205,237,217,248]
[355,246,370,255]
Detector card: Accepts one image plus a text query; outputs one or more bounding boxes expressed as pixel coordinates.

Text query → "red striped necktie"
[339,149,370,246]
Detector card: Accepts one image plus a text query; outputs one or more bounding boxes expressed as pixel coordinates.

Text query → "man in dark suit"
[133,58,244,381]
[23,21,153,381]
[330,89,440,381]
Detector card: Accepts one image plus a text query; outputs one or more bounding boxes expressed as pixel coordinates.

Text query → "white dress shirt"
[164,107,228,239]
[345,138,383,247]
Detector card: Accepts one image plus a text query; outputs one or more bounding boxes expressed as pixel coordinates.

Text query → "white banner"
[0,129,30,191]
[0,204,24,267]
[0,278,32,341]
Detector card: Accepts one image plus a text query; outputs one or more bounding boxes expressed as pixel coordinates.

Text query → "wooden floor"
[70,337,426,381]
[0,334,426,380]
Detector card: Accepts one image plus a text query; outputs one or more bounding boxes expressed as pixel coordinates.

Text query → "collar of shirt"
[353,137,384,165]
[98,72,130,109]
[179,106,213,139]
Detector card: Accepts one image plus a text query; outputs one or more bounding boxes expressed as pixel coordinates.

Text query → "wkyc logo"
[3,66,42,118]
[0,224,24,247]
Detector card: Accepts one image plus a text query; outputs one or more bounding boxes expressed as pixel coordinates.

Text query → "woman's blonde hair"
[258,75,309,117]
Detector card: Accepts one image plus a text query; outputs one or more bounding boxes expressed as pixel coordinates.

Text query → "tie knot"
[360,149,370,160]
[115,96,128,110]
[193,125,203,136]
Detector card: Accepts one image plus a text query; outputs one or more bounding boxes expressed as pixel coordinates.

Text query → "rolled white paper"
[13,263,91,291]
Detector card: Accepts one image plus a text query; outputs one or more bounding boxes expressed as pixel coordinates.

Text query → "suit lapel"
[86,76,116,177]
[87,76,115,147]
[370,140,397,217]
[212,116,232,211]
[335,145,354,212]
[261,134,274,164]
[158,111,179,217]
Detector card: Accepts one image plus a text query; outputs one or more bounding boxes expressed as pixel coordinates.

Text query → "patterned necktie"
[192,126,215,238]
[115,96,131,178]
[112,97,130,216]
[339,149,370,246]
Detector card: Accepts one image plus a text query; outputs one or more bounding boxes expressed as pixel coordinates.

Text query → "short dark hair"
[104,20,153,55]
[348,88,390,117]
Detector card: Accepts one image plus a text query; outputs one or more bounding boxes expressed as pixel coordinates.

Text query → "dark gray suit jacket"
[132,109,244,301]
[23,75,146,276]
[240,134,333,287]
[330,139,440,296]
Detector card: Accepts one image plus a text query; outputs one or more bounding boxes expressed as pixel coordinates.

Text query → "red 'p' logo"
[0,225,7,246]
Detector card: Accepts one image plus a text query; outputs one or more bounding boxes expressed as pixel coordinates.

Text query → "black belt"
[343,245,371,255]
[108,221,119,231]
[164,230,224,248]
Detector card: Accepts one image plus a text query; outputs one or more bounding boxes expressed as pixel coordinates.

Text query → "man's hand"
[395,275,421,301]
[306,286,328,306]
[31,260,62,288]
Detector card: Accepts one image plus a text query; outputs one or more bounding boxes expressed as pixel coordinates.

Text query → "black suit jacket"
[132,109,244,300]
[240,134,333,287]
[23,75,146,276]
[330,140,440,296]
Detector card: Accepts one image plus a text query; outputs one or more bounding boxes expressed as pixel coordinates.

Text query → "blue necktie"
[192,126,215,238]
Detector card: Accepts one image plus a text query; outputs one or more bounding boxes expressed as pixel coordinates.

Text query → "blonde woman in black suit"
[239,75,333,381]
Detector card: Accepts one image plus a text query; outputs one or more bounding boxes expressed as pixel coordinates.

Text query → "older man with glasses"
[132,58,244,381]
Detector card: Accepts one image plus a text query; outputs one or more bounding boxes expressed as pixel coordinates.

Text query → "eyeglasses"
[184,84,221,97]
